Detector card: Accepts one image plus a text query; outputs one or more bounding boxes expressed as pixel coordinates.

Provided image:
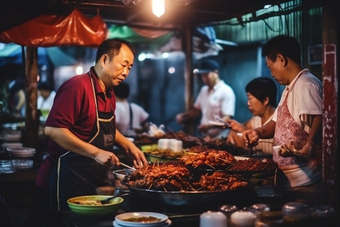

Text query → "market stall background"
[0,0,337,226]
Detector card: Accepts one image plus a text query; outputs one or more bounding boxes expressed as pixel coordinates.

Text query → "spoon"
[99,193,129,204]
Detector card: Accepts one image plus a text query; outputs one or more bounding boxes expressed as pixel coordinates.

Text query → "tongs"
[215,117,231,127]
[120,162,136,171]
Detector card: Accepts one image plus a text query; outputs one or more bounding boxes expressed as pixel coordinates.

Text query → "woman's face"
[247,92,266,116]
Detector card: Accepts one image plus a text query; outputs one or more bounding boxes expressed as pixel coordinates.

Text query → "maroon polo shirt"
[36,67,115,189]
[45,67,116,157]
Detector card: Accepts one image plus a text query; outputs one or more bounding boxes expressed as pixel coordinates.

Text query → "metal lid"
[282,202,310,213]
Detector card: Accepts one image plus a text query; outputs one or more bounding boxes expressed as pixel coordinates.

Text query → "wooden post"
[322,0,338,211]
[182,25,194,135]
[24,47,39,150]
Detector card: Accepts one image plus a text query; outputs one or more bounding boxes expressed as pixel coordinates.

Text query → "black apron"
[49,73,116,211]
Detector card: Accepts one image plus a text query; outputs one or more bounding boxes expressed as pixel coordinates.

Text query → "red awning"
[0,9,108,48]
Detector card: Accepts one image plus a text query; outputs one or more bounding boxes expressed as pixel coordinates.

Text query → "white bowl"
[7,147,36,158]
[1,142,23,151]
[4,133,22,142]
[112,169,133,181]
[11,159,34,171]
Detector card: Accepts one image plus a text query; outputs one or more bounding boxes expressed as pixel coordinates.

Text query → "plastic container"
[169,139,183,152]
[255,211,283,227]
[282,202,311,227]
[231,210,257,227]
[157,138,170,149]
[310,205,335,227]
[200,211,227,227]
[219,204,239,226]
[249,203,270,215]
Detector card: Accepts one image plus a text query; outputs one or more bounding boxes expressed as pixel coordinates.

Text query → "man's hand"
[280,140,312,158]
[94,150,119,166]
[242,129,260,147]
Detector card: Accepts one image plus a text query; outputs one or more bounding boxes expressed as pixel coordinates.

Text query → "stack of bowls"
[7,147,36,158]
[3,131,22,142]
[11,159,34,171]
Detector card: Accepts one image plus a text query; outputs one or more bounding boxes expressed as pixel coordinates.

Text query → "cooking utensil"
[120,162,136,171]
[67,195,124,217]
[214,117,231,127]
[99,193,129,204]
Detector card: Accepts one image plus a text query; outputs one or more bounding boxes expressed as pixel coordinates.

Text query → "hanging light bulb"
[152,0,165,17]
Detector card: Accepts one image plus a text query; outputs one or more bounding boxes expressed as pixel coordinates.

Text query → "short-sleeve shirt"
[38,90,56,110]
[194,80,236,125]
[272,70,323,133]
[45,67,116,157]
[115,101,149,136]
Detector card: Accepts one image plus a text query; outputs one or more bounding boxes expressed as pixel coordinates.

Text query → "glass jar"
[255,211,283,227]
[282,202,311,227]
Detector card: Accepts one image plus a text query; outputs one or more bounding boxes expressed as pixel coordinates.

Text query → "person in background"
[37,81,56,120]
[225,77,277,155]
[36,38,148,226]
[8,80,25,118]
[176,59,236,138]
[113,82,149,136]
[242,35,323,205]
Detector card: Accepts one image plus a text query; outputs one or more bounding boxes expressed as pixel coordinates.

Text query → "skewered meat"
[179,149,236,169]
[198,171,248,191]
[126,163,194,191]
[124,163,249,192]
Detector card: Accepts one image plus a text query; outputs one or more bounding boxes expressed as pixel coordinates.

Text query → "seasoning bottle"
[230,210,257,227]
[310,205,335,227]
[255,211,283,227]
[200,211,227,227]
[249,203,270,215]
[219,204,239,226]
[282,202,311,227]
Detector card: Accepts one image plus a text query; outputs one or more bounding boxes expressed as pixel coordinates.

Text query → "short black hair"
[113,82,130,99]
[95,38,136,63]
[262,35,301,64]
[245,77,277,107]
[38,81,52,91]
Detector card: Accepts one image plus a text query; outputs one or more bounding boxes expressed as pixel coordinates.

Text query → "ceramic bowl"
[67,195,124,217]
[11,159,34,171]
[7,147,36,158]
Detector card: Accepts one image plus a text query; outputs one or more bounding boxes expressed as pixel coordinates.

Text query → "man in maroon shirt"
[36,38,148,226]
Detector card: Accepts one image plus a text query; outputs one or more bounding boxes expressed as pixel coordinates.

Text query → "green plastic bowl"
[67,195,124,218]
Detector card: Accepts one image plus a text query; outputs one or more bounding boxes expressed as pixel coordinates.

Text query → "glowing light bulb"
[152,0,165,17]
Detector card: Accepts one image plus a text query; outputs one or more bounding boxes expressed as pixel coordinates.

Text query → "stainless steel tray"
[127,185,253,206]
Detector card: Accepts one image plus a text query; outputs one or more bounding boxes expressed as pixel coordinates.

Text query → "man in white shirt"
[176,59,236,138]
[113,82,149,136]
[37,82,56,120]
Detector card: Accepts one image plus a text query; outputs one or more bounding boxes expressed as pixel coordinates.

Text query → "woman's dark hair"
[95,38,136,63]
[262,35,301,64]
[113,82,130,99]
[245,77,277,107]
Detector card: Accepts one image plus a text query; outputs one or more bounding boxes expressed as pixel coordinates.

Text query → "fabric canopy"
[0,10,108,47]
[0,44,78,67]
[108,25,173,51]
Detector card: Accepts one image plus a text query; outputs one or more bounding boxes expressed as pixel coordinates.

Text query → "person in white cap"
[176,59,236,138]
